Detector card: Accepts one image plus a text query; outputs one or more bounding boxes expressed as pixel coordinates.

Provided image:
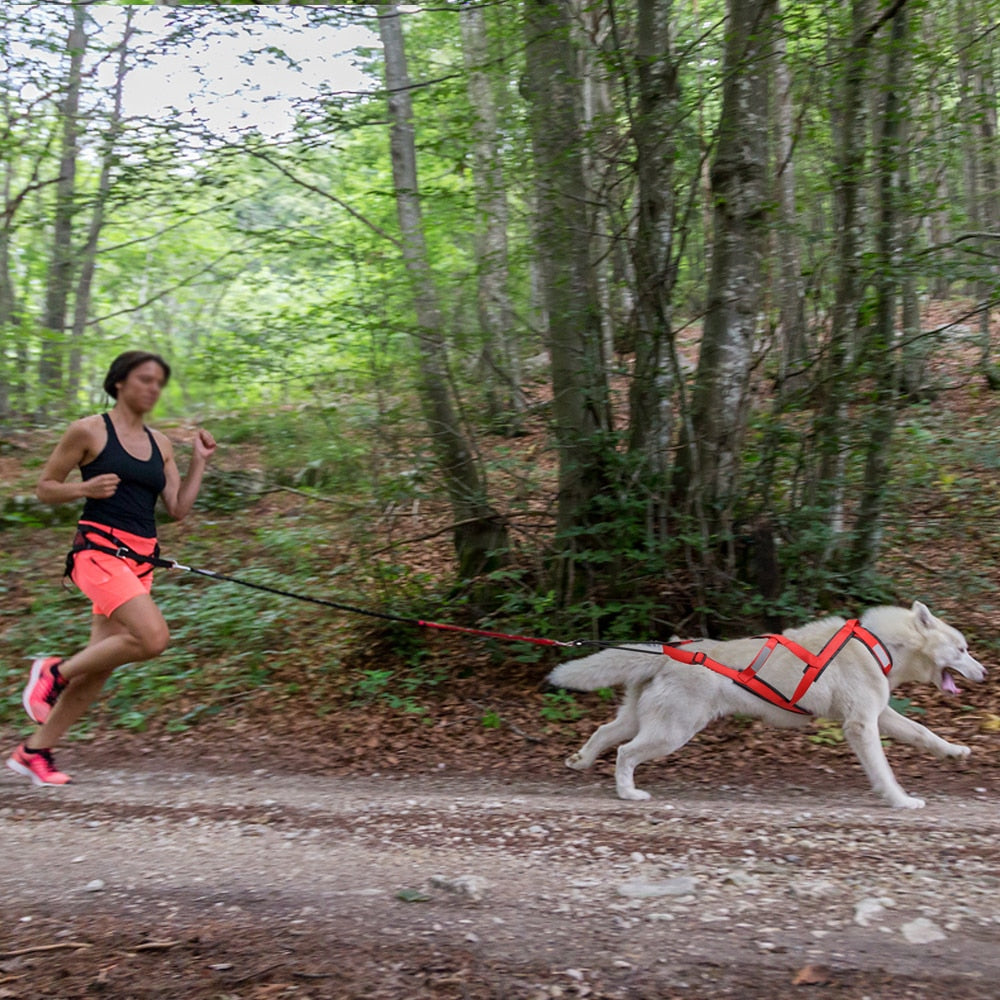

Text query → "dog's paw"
[617,787,651,802]
[945,743,972,759]
[564,753,590,771]
[893,795,926,809]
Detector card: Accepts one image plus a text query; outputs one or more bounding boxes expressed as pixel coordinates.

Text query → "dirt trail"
[1,749,998,999]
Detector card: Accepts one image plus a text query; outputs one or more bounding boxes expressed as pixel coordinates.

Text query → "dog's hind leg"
[842,715,925,809]
[565,686,641,771]
[613,713,704,802]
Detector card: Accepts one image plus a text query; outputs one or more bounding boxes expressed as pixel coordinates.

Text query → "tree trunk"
[38,3,86,405]
[459,5,525,433]
[955,0,1000,380]
[68,11,134,401]
[626,0,681,539]
[849,3,910,576]
[897,8,926,399]
[687,0,775,535]
[811,0,875,541]
[569,0,619,367]
[772,6,807,393]
[523,0,614,601]
[0,98,18,419]
[378,6,508,581]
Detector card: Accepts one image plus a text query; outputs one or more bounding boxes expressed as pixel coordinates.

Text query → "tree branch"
[87,248,248,325]
[245,148,403,251]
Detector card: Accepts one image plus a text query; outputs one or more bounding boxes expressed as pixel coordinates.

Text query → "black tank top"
[80,413,166,537]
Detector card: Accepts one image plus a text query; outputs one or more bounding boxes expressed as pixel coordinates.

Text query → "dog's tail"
[547,645,665,691]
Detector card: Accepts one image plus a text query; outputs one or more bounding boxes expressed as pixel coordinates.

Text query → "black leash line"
[66,524,643,653]
[169,558,583,648]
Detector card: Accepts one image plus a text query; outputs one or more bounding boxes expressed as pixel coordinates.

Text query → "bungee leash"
[65,523,586,650]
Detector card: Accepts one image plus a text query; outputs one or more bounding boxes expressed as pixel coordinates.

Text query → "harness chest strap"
[662,620,893,715]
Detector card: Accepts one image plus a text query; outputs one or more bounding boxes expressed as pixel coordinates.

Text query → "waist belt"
[65,524,169,581]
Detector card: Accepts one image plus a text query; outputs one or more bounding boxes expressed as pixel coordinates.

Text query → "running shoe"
[23,656,67,725]
[6,744,72,786]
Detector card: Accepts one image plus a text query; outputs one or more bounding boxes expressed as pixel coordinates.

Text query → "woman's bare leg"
[27,594,169,750]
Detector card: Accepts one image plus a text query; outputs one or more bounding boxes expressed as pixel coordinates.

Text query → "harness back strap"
[662,619,892,715]
[65,524,169,581]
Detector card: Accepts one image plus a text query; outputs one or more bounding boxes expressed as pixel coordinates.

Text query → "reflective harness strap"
[64,524,169,581]
[662,619,893,715]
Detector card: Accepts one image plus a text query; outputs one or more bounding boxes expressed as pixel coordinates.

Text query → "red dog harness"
[662,619,892,715]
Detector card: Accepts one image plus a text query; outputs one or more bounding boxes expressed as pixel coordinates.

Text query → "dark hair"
[103,351,171,399]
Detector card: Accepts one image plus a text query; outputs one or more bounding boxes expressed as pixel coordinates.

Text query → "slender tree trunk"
[958,2,1000,378]
[811,0,875,540]
[523,0,613,601]
[0,97,18,419]
[925,136,952,299]
[38,4,86,405]
[626,0,680,540]
[459,5,525,433]
[772,6,807,392]
[68,11,134,402]
[687,0,775,534]
[570,0,619,365]
[812,0,910,561]
[378,6,508,581]
[849,4,910,575]
[897,8,926,398]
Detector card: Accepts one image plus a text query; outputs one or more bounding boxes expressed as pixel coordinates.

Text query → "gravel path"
[2,754,998,998]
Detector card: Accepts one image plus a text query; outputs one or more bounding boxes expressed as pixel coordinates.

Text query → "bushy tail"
[547,646,665,692]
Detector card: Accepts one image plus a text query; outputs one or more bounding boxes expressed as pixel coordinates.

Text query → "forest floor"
[2,303,1000,998]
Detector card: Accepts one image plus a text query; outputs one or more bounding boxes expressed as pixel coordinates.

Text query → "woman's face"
[116,360,167,413]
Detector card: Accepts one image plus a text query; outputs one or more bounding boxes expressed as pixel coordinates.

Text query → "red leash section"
[414,620,578,648]
[662,619,892,714]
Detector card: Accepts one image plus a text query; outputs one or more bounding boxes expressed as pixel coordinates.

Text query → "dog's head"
[862,601,986,694]
[910,600,986,695]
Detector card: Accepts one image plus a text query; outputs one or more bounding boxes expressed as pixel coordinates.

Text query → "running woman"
[7,351,216,785]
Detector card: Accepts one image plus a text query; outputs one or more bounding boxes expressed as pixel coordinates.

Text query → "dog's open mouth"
[941,670,961,696]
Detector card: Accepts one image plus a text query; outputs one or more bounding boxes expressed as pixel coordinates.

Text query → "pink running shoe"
[6,744,72,786]
[23,656,67,725]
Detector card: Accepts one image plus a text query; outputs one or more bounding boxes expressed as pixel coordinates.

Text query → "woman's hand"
[193,429,217,463]
[83,473,120,499]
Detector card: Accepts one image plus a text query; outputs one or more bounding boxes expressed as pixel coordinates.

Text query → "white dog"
[547,602,985,808]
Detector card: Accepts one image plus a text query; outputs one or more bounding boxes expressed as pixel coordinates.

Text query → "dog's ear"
[912,600,935,631]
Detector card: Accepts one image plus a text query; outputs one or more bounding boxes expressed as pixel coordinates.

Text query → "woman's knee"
[111,596,169,660]
[137,623,170,659]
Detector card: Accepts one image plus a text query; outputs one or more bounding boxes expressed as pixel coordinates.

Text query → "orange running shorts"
[70,521,157,618]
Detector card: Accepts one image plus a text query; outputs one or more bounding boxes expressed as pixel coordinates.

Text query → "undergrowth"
[1,353,998,738]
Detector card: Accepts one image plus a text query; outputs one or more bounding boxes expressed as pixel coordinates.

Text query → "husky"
[547,602,985,808]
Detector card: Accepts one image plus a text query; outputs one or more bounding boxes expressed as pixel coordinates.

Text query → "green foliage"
[808,720,844,746]
[889,695,925,718]
[480,709,502,729]
[213,408,369,492]
[539,689,584,724]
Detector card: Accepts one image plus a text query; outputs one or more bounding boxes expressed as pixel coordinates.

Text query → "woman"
[7,350,216,786]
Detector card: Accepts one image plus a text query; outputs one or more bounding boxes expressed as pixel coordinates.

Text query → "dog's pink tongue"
[942,672,960,695]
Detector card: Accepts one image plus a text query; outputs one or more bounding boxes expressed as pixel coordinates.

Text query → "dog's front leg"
[842,716,925,809]
[878,706,972,759]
